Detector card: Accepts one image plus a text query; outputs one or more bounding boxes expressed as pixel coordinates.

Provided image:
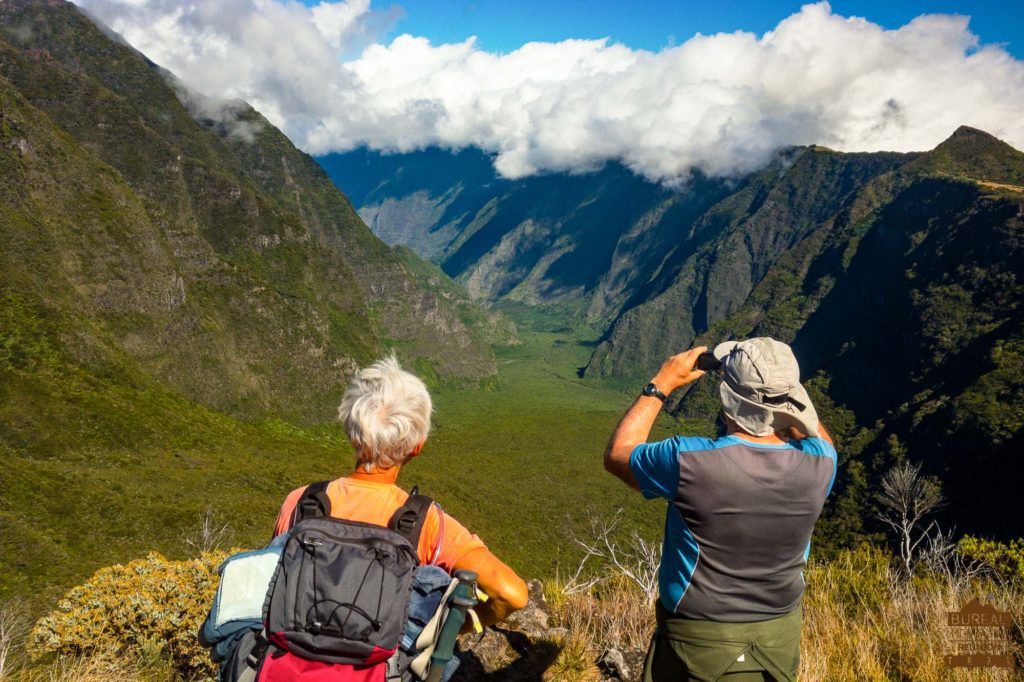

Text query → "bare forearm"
[604,396,663,488]
[453,547,528,629]
[473,596,517,628]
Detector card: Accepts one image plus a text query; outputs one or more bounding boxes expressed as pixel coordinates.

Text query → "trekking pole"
[425,569,479,682]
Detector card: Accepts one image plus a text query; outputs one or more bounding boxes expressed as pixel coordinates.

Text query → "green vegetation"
[0,297,689,616]
[958,536,1024,582]
[3,8,1024,682]
[0,0,496,432]
[399,318,683,578]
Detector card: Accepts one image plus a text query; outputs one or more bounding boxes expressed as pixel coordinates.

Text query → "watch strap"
[643,382,668,402]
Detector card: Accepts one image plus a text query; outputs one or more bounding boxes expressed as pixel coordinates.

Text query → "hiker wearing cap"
[273,356,529,629]
[603,338,837,682]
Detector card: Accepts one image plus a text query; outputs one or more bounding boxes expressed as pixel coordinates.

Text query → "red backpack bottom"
[258,651,388,682]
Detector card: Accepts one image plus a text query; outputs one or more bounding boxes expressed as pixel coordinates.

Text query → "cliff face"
[319,147,736,321]
[669,127,1024,535]
[586,147,912,378]
[0,0,496,425]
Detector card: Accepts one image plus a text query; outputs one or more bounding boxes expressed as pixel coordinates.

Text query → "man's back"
[631,433,836,621]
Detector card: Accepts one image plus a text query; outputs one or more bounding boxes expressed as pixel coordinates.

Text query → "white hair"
[338,355,432,471]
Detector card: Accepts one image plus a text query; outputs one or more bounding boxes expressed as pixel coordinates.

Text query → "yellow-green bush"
[27,551,228,680]
[959,536,1024,582]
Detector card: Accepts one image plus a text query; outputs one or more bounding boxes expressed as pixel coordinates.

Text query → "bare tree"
[917,524,989,586]
[563,510,661,601]
[185,508,232,556]
[876,461,944,576]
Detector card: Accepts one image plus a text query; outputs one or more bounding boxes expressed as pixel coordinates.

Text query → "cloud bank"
[72,0,1024,181]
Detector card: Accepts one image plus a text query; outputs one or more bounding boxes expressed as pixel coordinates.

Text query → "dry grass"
[974,179,1024,193]
[0,605,27,682]
[547,575,654,653]
[547,544,1024,681]
[800,546,1024,681]
[0,655,174,682]
[541,633,603,682]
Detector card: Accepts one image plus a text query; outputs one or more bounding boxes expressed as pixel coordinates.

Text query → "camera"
[695,352,722,372]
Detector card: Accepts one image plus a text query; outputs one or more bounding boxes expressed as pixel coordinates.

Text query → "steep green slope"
[672,127,1024,541]
[0,0,496,426]
[587,146,911,379]
[0,0,503,607]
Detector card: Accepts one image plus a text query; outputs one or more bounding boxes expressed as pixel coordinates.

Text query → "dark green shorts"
[641,601,802,682]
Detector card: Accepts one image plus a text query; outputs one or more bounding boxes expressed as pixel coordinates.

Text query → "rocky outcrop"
[452,581,647,682]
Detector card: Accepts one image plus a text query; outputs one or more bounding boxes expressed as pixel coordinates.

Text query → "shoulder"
[632,435,719,458]
[676,435,722,452]
[273,485,310,537]
[674,435,750,455]
[793,437,838,459]
[278,485,310,514]
[420,500,486,569]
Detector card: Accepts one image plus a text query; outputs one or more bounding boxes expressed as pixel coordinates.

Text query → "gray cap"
[712,337,820,437]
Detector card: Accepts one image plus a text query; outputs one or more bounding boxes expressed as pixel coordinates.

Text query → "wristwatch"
[642,382,668,402]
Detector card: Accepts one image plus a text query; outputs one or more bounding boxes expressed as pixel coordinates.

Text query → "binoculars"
[695,352,722,372]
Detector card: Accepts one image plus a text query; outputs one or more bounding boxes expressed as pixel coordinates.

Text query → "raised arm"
[604,346,707,489]
[452,547,528,628]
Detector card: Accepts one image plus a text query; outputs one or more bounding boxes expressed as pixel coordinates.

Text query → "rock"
[599,647,628,679]
[452,579,646,681]
[598,645,646,681]
[502,579,551,638]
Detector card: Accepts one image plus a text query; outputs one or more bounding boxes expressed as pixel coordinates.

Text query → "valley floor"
[2,309,693,613]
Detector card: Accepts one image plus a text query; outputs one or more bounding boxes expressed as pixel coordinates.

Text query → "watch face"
[643,383,665,400]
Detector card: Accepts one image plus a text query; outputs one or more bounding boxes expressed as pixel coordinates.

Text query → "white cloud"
[71,0,1024,182]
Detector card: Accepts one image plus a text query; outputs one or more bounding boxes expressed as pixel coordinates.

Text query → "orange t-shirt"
[273,477,485,572]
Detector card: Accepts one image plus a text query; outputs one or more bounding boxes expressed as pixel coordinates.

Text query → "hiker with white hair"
[604,338,837,682]
[268,355,528,680]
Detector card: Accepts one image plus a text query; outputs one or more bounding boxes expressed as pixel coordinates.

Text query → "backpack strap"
[388,486,433,549]
[293,480,331,526]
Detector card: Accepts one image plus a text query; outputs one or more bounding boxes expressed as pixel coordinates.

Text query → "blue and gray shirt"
[630,434,837,622]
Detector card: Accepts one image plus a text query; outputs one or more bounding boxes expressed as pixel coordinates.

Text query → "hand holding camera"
[650,345,709,395]
[695,352,722,372]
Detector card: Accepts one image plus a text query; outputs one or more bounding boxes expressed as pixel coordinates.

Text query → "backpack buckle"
[395,511,417,535]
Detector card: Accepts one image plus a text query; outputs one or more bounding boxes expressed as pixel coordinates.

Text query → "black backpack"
[258,481,433,670]
[203,481,434,681]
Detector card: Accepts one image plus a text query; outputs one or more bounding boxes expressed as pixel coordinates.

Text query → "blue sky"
[325,0,1024,57]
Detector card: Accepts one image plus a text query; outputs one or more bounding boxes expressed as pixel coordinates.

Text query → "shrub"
[958,536,1024,582]
[27,551,227,680]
